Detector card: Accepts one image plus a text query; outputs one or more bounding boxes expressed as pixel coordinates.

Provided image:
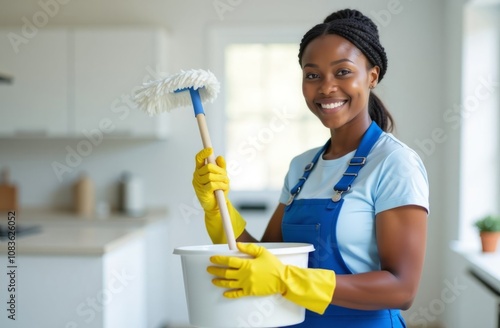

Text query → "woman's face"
[301,34,379,131]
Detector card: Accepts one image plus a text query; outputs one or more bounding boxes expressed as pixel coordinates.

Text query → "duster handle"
[188,87,205,116]
[196,113,237,250]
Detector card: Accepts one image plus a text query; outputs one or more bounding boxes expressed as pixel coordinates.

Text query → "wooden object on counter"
[73,173,94,216]
[0,168,17,211]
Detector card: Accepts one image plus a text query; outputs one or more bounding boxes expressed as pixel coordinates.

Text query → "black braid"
[298,9,394,132]
[369,93,393,132]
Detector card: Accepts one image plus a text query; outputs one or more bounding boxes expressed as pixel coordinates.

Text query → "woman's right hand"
[192,148,230,212]
[192,148,247,244]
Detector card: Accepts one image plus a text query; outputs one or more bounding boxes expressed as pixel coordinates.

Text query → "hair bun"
[323,8,364,23]
[323,9,379,36]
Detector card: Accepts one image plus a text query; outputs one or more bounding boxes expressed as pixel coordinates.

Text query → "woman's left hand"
[207,242,286,298]
[208,242,337,314]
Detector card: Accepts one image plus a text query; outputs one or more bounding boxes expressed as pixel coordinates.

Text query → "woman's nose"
[319,77,338,95]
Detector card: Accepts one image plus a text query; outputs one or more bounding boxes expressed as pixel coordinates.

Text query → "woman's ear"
[369,65,380,88]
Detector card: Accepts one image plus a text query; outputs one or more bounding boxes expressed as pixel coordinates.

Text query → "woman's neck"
[323,116,372,160]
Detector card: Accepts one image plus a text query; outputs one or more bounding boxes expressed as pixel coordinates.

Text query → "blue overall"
[281,122,406,327]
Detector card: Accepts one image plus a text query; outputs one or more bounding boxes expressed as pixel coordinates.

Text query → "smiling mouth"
[320,101,346,109]
[316,100,348,112]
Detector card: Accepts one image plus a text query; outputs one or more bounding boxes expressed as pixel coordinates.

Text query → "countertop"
[0,208,168,256]
[451,241,500,295]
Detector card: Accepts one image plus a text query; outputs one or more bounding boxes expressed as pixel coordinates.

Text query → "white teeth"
[320,101,345,109]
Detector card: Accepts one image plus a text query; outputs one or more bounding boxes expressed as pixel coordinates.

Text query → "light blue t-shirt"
[279,132,429,274]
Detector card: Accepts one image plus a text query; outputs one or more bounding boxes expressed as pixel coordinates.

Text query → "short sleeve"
[374,147,429,215]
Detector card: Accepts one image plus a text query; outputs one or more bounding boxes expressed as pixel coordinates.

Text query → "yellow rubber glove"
[207,242,336,315]
[192,148,246,244]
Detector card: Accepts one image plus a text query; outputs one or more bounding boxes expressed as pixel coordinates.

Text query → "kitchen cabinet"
[73,28,169,139]
[0,210,169,328]
[0,228,147,328]
[0,27,169,139]
[451,243,500,328]
[459,271,499,328]
[0,29,70,137]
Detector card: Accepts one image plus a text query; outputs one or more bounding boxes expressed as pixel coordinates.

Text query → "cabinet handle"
[236,202,268,212]
[468,269,500,297]
[0,74,14,84]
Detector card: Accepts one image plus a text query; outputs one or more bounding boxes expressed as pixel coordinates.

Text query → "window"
[460,4,500,243]
[208,25,330,196]
[224,43,329,191]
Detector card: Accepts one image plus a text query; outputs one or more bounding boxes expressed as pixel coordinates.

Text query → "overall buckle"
[349,157,366,165]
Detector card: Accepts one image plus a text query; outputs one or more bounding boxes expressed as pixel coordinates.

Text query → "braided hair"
[298,9,394,132]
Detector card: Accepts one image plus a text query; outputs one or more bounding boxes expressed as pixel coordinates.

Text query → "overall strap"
[331,121,383,202]
[286,140,330,206]
[286,122,383,206]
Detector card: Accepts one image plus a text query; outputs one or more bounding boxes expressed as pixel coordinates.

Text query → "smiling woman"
[194,8,429,328]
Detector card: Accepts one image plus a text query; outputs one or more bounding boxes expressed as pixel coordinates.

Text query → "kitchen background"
[0,0,499,327]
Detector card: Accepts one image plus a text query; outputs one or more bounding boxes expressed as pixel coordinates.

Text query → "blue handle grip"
[188,88,205,116]
[174,87,206,116]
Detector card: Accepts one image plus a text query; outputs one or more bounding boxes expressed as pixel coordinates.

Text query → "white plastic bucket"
[173,242,314,328]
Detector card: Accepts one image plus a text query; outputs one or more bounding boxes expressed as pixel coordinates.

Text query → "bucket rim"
[173,242,314,256]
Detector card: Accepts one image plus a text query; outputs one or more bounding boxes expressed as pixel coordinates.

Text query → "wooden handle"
[196,114,237,250]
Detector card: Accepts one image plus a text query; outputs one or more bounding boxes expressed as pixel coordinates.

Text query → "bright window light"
[224,43,330,191]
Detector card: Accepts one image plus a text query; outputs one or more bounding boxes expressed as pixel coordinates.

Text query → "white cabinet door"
[0,29,69,137]
[143,218,169,327]
[73,28,169,139]
[0,231,147,328]
[459,271,499,328]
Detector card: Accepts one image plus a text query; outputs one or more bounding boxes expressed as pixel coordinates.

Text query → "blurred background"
[0,0,499,327]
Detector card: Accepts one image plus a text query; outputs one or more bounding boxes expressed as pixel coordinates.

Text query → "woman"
[193,8,429,327]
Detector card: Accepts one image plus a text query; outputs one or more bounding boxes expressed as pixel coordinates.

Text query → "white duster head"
[134,69,220,116]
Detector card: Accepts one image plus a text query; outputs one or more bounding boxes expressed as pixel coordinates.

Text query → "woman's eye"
[336,69,351,76]
[304,73,319,80]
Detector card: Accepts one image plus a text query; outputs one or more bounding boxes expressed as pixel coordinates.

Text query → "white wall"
[440,1,469,327]
[0,0,459,326]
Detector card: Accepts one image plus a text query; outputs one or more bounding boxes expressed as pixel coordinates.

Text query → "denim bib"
[282,122,406,328]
